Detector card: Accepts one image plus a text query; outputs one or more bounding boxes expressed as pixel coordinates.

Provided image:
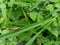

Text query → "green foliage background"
[0,0,60,45]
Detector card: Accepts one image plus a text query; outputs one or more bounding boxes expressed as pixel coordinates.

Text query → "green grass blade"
[0,4,8,27]
[0,18,52,40]
[22,8,30,24]
[25,20,53,45]
[7,2,31,7]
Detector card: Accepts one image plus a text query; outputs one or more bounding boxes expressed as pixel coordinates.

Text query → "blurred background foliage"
[0,0,60,45]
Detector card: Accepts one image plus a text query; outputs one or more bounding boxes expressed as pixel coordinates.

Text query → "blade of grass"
[25,20,53,45]
[22,8,30,24]
[0,4,8,27]
[6,2,31,7]
[0,18,53,40]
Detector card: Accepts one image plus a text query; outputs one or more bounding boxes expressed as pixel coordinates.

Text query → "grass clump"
[0,0,60,45]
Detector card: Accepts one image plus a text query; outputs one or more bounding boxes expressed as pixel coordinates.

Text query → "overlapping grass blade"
[25,20,53,45]
[0,18,52,40]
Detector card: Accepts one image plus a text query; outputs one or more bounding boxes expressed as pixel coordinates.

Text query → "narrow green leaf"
[25,20,53,45]
[0,3,8,27]
[0,18,52,40]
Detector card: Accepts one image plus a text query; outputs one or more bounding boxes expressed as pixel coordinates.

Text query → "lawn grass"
[0,0,60,45]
